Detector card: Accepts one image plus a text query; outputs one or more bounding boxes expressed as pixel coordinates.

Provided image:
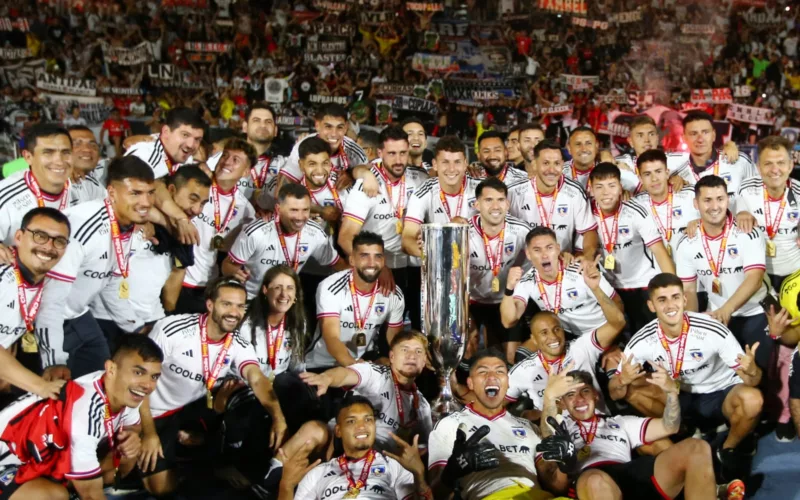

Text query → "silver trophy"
[421,223,469,421]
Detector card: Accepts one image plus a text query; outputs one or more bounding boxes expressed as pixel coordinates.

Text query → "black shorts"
[139,410,182,477]
[470,302,526,343]
[587,457,669,500]
[679,385,735,423]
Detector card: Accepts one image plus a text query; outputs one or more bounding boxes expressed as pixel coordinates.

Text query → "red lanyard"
[93,379,121,469]
[11,250,43,332]
[699,217,731,278]
[763,185,787,240]
[275,218,302,270]
[349,273,378,331]
[25,171,69,210]
[532,176,561,227]
[337,449,375,491]
[497,165,508,182]
[199,314,234,392]
[577,415,598,445]
[104,198,131,279]
[657,314,690,380]
[535,262,563,312]
[212,182,238,235]
[479,218,505,278]
[439,177,466,221]
[250,156,272,189]
[266,318,285,371]
[649,188,673,242]
[690,157,719,182]
[538,351,564,375]
[391,369,419,427]
[377,167,406,219]
[302,177,342,211]
[336,144,349,172]
[596,205,620,254]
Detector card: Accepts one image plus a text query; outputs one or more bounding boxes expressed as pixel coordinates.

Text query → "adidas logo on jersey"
[324,470,337,478]
[379,198,388,204]
[470,251,479,258]
[533,374,543,382]
[6,300,14,309]
[435,208,444,214]
[381,391,390,400]
[754,208,764,215]
[521,204,531,211]
[100,252,108,260]
[182,350,194,357]
[694,252,704,259]
[266,245,275,252]
[345,305,353,312]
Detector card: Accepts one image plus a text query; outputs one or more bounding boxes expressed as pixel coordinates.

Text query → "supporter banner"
[264,78,288,103]
[406,2,444,12]
[726,104,775,125]
[393,95,438,115]
[0,48,32,59]
[559,74,599,90]
[0,17,30,32]
[733,85,752,98]
[607,10,641,23]
[599,111,633,137]
[309,23,355,36]
[571,17,608,30]
[681,24,715,35]
[599,88,628,104]
[35,72,96,97]
[444,79,521,100]
[376,99,393,125]
[360,11,393,24]
[537,0,587,15]
[309,94,350,105]
[429,18,469,37]
[411,53,459,73]
[306,40,348,53]
[275,116,313,128]
[97,86,143,95]
[471,90,502,100]
[290,11,323,23]
[785,100,800,110]
[691,88,733,104]
[147,63,175,80]
[628,91,655,109]
[184,42,231,53]
[314,0,351,11]
[781,127,800,144]
[40,93,108,124]
[739,7,784,29]
[0,59,45,89]
[304,53,347,64]
[374,83,416,95]
[187,53,216,63]
[540,105,573,115]
[101,41,151,66]
[479,46,512,73]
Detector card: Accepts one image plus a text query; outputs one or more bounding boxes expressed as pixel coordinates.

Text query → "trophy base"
[430,397,463,423]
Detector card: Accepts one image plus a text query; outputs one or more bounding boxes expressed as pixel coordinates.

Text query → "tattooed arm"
[540,369,585,438]
[643,363,682,441]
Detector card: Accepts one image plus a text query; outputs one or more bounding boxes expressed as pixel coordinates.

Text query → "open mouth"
[541,260,552,271]
[548,342,560,350]
[32,249,57,263]
[354,432,369,439]
[312,174,327,184]
[665,310,678,318]
[575,404,589,412]
[129,388,147,402]
[485,385,500,398]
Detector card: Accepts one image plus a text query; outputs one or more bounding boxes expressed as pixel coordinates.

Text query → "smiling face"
[161,124,203,163]
[520,128,545,163]
[215,149,251,185]
[467,355,508,410]
[14,214,69,276]
[638,160,669,199]
[403,122,427,158]
[478,137,507,175]
[694,185,728,227]
[434,150,467,191]
[336,402,376,453]
[477,186,508,226]
[628,123,659,156]
[277,195,311,233]
[350,243,385,284]
[647,284,686,329]
[207,286,247,333]
[379,138,409,179]
[683,119,716,158]
[107,178,156,226]
[389,338,426,379]
[562,384,598,421]
[24,134,73,189]
[300,151,332,189]
[170,179,210,218]
[758,146,791,194]
[590,176,622,213]
[263,272,296,315]
[530,313,566,359]
[105,352,162,408]
[315,115,347,152]
[69,129,100,174]
[526,233,561,277]
[568,131,597,170]
[536,148,564,190]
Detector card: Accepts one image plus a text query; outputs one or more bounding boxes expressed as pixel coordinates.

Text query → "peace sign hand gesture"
[736,342,760,378]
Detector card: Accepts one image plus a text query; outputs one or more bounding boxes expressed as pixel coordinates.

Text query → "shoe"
[725,479,745,500]
[775,421,795,443]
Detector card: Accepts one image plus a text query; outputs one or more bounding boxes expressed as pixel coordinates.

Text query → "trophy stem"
[431,369,462,422]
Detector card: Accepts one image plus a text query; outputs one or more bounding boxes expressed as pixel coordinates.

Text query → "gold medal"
[21,331,37,353]
[396,220,403,234]
[354,331,367,347]
[118,279,130,300]
[343,487,361,499]
[603,254,616,270]
[206,390,214,409]
[666,245,672,257]
[578,445,592,461]
[211,235,224,250]
[712,278,722,295]
[766,240,777,257]
[491,277,500,292]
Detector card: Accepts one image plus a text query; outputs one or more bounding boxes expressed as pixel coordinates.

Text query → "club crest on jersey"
[672,208,682,217]
[224,355,232,365]
[788,211,799,222]
[299,244,309,255]
[375,304,385,314]
[557,205,568,215]
[690,351,704,361]
[721,173,732,182]
[0,468,14,485]
[504,243,515,255]
[323,200,337,207]
[468,199,477,209]
[608,422,620,430]
[268,165,279,175]
[618,227,630,235]
[371,465,386,476]
[567,289,578,299]
[512,428,527,438]
[727,247,738,257]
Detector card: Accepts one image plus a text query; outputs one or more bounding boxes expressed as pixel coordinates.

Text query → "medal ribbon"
[275,217,302,270]
[391,369,419,427]
[535,262,563,313]
[11,250,43,332]
[199,314,234,393]
[104,198,131,279]
[93,379,121,469]
[349,273,378,332]
[212,182,238,235]
[336,143,350,172]
[25,171,69,211]
[376,167,406,220]
[532,176,560,227]
[337,449,375,491]
[763,185,787,240]
[657,313,690,380]
[649,187,673,243]
[699,216,731,278]
[595,204,620,254]
[690,157,719,182]
[538,351,565,375]
[438,177,466,221]
[266,318,285,371]
[302,177,343,211]
[250,156,272,189]
[577,415,598,445]
[479,218,505,278]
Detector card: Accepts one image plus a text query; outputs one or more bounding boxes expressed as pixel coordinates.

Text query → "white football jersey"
[506,332,608,413]
[562,160,642,193]
[633,187,699,254]
[621,311,744,394]
[345,363,433,453]
[403,177,480,225]
[512,263,617,336]
[296,450,415,500]
[507,176,596,254]
[468,215,529,304]
[206,151,287,202]
[0,263,48,348]
[183,187,255,287]
[236,317,295,376]
[125,135,194,179]
[342,166,429,269]
[736,177,800,277]
[147,314,261,417]
[69,175,106,206]
[593,199,663,289]
[670,151,760,213]
[295,176,349,235]
[469,162,529,187]
[228,218,339,299]
[675,221,767,317]
[562,414,653,470]
[282,134,368,183]
[428,405,543,500]
[307,270,405,369]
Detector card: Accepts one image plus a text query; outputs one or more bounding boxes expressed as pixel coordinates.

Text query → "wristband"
[504,288,514,297]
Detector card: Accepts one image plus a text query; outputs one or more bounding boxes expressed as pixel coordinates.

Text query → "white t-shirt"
[670,151,760,214]
[125,135,195,179]
[207,151,287,203]
[562,414,653,470]
[0,264,48,348]
[468,215,529,304]
[404,177,480,225]
[282,134,368,183]
[633,187,699,254]
[621,311,744,394]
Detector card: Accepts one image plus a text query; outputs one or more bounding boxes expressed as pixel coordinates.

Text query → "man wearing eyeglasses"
[0,207,71,400]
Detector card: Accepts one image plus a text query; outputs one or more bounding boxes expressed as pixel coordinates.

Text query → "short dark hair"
[298,136,331,160]
[166,164,212,190]
[682,110,714,128]
[630,115,657,131]
[20,207,71,235]
[569,126,596,141]
[357,129,380,149]
[588,162,620,183]
[694,175,728,197]
[65,125,94,135]
[434,135,465,157]
[400,116,425,130]
[468,349,507,373]
[378,125,409,148]
[336,395,375,422]
[518,122,543,136]
[106,156,155,187]
[566,369,594,388]
[165,107,205,131]
[477,130,505,148]
[636,149,668,170]
[246,102,276,122]
[476,177,508,198]
[352,231,384,253]
[647,272,684,298]
[205,276,247,301]
[389,330,428,350]
[316,103,348,121]
[24,123,71,153]
[223,137,257,169]
[758,135,792,157]
[534,139,563,159]
[112,333,164,364]
[507,125,521,135]
[525,226,558,246]
[277,182,310,204]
